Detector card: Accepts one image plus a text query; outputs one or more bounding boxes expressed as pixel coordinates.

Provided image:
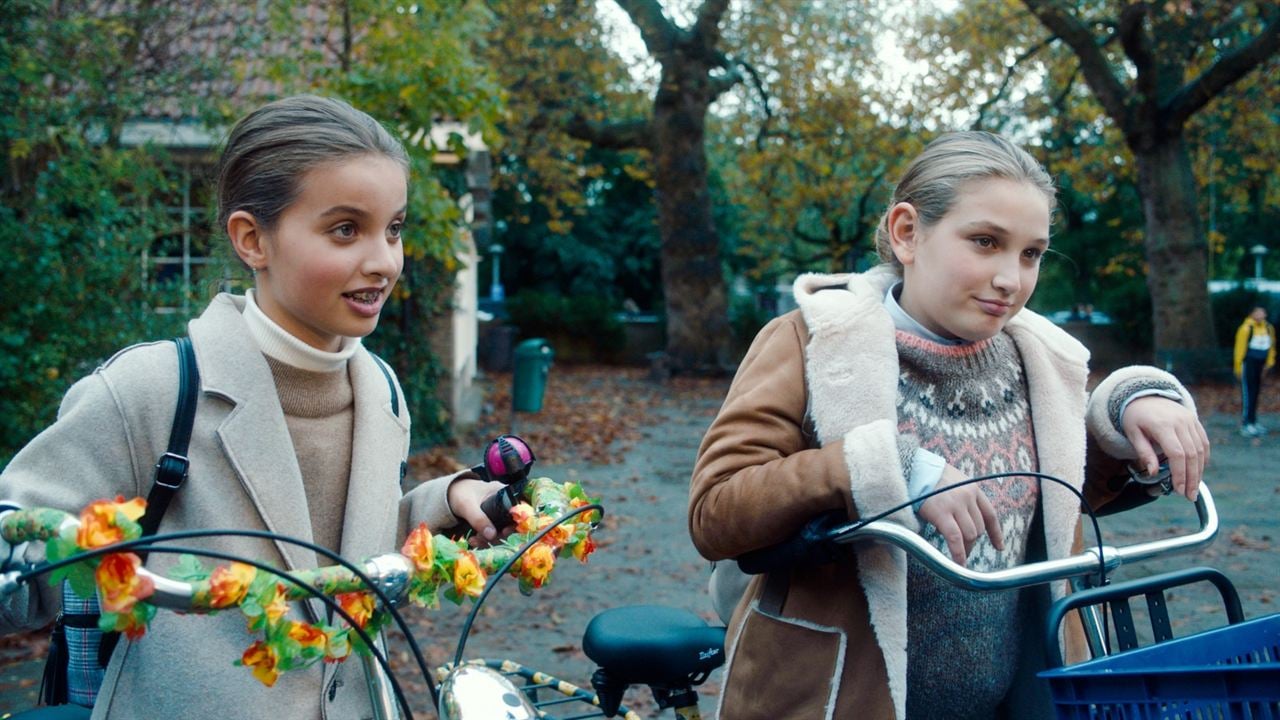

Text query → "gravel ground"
[1,368,1277,718]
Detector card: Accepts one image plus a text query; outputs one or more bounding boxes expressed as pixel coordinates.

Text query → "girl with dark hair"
[0,95,501,717]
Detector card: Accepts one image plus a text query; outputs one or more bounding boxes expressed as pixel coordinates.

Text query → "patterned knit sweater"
[897,331,1039,720]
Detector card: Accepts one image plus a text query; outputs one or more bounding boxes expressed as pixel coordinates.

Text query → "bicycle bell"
[477,434,536,485]
[438,664,538,720]
[475,435,537,528]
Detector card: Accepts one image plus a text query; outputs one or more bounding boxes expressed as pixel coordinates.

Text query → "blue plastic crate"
[1039,614,1280,719]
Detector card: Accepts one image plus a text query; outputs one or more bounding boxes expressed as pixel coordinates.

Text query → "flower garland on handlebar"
[0,477,600,688]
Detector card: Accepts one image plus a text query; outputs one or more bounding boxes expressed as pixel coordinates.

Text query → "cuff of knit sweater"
[843,420,918,530]
[1087,367,1197,459]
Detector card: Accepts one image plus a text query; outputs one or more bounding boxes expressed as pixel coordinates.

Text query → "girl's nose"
[364,237,403,280]
[992,257,1021,295]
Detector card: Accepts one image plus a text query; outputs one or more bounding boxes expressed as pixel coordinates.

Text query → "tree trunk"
[652,74,731,373]
[1133,136,1218,375]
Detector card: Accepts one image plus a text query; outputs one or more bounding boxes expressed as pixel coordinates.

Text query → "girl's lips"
[975,299,1012,317]
[343,288,386,318]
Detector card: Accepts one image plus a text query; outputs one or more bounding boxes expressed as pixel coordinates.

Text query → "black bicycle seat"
[582,605,726,687]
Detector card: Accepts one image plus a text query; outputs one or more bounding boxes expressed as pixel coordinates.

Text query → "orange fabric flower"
[241,640,280,687]
[519,543,556,589]
[570,496,599,524]
[542,521,574,550]
[337,591,375,630]
[400,523,435,574]
[208,563,256,609]
[263,582,289,624]
[76,496,146,549]
[95,552,154,613]
[572,534,597,563]
[111,610,150,641]
[452,552,485,598]
[287,621,327,652]
[509,502,538,534]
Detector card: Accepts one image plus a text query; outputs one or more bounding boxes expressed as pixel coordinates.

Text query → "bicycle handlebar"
[739,481,1218,592]
[0,476,602,706]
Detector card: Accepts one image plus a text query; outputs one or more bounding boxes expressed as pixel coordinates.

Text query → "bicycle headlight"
[438,664,538,720]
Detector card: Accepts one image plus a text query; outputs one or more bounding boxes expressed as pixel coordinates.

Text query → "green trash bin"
[512,338,554,412]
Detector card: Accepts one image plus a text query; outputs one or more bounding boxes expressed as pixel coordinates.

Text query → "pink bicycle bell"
[477,435,537,529]
[482,435,535,485]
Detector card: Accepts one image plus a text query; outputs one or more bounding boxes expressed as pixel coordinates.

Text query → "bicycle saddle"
[582,604,726,686]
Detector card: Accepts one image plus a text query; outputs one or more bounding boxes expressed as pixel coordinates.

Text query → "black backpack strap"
[369,351,400,417]
[369,352,408,483]
[139,336,199,537]
[96,337,200,671]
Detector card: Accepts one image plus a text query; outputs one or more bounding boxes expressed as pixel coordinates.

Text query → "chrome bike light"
[438,664,538,719]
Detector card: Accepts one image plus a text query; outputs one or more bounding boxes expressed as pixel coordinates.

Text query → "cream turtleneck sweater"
[243,291,357,552]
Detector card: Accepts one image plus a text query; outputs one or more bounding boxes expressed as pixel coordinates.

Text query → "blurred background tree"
[1019,1,1276,373]
[0,1,242,463]
[4,0,1277,462]
[0,0,506,461]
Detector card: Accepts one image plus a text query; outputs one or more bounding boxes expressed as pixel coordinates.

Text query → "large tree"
[564,0,746,372]
[716,1,912,281]
[1020,1,1279,372]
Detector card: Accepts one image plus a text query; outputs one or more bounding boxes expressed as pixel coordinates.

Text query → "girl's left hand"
[1120,397,1210,502]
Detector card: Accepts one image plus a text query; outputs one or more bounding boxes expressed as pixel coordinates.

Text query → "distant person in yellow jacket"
[1235,306,1276,437]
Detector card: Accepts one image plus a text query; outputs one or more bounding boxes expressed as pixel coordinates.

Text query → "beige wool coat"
[689,266,1195,720]
[0,294,461,719]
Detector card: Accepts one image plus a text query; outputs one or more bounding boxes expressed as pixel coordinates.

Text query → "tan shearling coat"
[689,267,1195,720]
[0,294,461,719]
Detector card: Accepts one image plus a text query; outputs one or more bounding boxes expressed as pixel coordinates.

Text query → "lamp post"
[488,243,505,302]
[1250,244,1268,283]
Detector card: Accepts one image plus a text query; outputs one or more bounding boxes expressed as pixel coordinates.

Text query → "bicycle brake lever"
[1126,462,1173,496]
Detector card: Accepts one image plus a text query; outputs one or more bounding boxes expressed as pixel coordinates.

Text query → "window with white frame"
[142,158,222,315]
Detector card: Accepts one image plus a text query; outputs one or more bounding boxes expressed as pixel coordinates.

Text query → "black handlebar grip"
[480,487,517,530]
[737,534,809,576]
[736,511,846,575]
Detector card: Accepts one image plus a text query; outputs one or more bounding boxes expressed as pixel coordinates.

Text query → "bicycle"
[5,472,1274,719]
[0,469,732,720]
[734,471,1280,718]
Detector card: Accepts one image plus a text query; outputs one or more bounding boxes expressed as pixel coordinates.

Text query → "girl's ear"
[886,202,921,266]
[226,210,268,271]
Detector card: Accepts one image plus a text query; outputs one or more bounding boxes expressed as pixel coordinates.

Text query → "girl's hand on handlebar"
[1120,396,1209,503]
[917,464,1004,566]
[447,478,511,547]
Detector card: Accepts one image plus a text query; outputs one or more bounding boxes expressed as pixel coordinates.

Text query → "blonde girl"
[691,131,1209,720]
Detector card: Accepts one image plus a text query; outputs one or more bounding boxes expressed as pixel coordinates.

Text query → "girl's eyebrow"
[318,205,408,219]
[319,205,370,219]
[959,220,1049,246]
[958,219,1009,235]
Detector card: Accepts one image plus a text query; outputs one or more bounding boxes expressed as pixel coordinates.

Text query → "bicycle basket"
[1038,613,1280,720]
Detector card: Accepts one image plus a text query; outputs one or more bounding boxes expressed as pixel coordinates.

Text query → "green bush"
[0,144,187,463]
[364,255,455,449]
[729,293,771,359]
[505,290,625,359]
